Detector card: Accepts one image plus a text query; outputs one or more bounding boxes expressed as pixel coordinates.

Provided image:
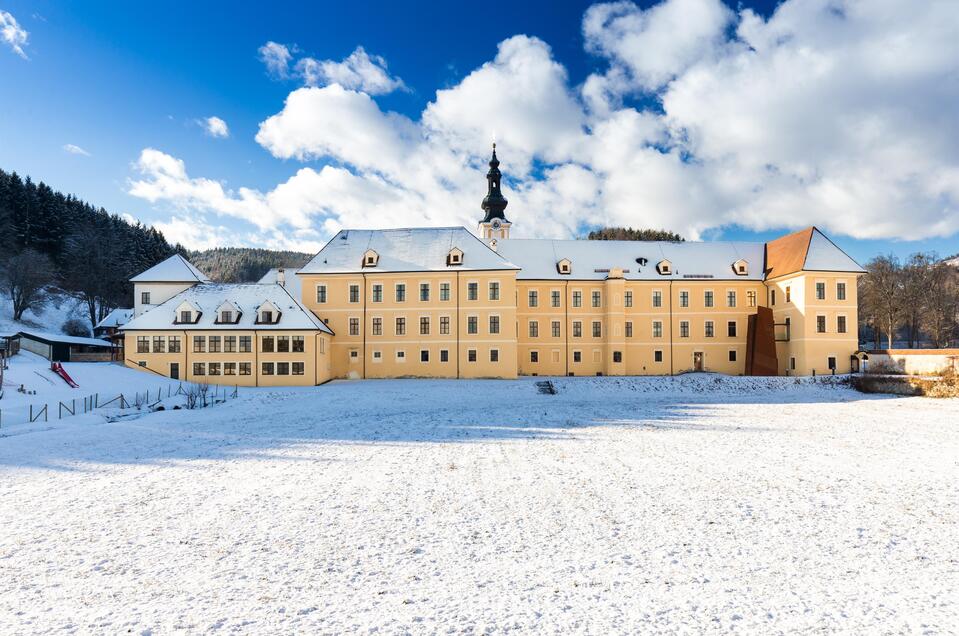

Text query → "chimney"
[277,268,286,287]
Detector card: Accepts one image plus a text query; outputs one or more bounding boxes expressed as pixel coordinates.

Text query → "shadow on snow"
[0,376,887,471]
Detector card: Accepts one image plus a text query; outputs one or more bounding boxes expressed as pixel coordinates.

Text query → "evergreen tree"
[587,227,686,242]
[0,167,180,326]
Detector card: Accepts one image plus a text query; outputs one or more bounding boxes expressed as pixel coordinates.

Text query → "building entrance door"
[170,362,180,380]
[693,352,704,372]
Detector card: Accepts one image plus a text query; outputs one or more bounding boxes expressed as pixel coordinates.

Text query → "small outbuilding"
[17,330,114,362]
[0,333,20,357]
[95,308,133,360]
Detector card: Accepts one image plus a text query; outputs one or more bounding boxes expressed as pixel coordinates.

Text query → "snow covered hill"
[0,293,89,337]
[0,375,956,633]
[0,350,186,425]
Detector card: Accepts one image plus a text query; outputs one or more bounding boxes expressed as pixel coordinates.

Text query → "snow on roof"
[257,268,302,298]
[495,239,766,281]
[765,227,865,278]
[17,330,112,347]
[299,227,519,274]
[802,229,866,273]
[122,283,333,334]
[130,254,212,283]
[95,308,133,330]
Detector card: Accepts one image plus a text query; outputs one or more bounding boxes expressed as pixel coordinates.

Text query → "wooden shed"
[16,331,113,362]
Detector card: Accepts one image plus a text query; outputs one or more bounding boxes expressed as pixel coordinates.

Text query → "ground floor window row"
[136,335,313,355]
[364,347,503,364]
[189,361,306,376]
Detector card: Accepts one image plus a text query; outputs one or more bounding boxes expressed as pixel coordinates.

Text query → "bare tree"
[0,249,57,321]
[922,262,959,348]
[61,227,120,330]
[859,255,904,349]
[901,253,937,347]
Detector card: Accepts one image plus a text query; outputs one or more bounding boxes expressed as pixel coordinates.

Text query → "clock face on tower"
[491,219,502,230]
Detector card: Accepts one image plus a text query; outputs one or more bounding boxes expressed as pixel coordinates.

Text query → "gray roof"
[257,268,302,299]
[122,283,333,333]
[495,239,766,281]
[802,229,866,273]
[95,308,133,330]
[299,227,519,274]
[18,330,112,347]
[130,254,212,283]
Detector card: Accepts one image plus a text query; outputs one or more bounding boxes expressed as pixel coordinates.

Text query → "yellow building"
[122,260,333,386]
[297,227,519,380]
[122,148,865,383]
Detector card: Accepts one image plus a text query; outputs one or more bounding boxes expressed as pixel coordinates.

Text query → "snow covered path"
[1,376,957,633]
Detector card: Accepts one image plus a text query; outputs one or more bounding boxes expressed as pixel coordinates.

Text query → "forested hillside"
[587,227,685,242]
[188,248,312,283]
[0,168,182,327]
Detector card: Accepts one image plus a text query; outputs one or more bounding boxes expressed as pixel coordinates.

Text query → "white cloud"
[129,149,272,229]
[152,216,239,251]
[258,41,292,78]
[255,85,418,172]
[131,0,959,249]
[0,10,29,59]
[295,46,407,95]
[259,41,406,95]
[423,36,586,166]
[202,116,230,138]
[62,144,91,157]
[583,0,732,93]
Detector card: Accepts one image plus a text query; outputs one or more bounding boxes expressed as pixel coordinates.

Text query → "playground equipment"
[51,362,79,388]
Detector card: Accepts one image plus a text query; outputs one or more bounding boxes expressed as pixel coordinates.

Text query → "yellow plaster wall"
[298,270,518,379]
[124,330,331,387]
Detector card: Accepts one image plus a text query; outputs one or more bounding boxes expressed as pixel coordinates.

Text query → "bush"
[865,360,904,375]
[62,318,90,338]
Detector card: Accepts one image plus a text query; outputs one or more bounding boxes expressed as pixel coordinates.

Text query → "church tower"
[478,144,511,242]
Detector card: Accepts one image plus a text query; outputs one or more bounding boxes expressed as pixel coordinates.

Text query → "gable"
[131,254,211,283]
[765,227,864,279]
[300,227,519,274]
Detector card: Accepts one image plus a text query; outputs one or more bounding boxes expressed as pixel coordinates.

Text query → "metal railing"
[0,383,239,429]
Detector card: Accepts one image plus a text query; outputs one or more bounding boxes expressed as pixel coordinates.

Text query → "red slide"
[51,362,80,388]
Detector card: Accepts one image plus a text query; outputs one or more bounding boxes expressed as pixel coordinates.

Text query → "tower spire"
[480,143,509,224]
[478,143,511,242]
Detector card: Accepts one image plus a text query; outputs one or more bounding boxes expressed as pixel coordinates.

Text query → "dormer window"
[733,259,748,276]
[215,301,242,324]
[656,260,672,275]
[447,247,464,266]
[362,249,379,268]
[557,258,572,275]
[174,300,201,324]
[255,300,281,325]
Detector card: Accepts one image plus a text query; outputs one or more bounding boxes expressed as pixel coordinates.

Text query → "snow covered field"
[1,375,957,633]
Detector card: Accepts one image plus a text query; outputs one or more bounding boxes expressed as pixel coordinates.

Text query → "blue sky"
[1,0,957,263]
